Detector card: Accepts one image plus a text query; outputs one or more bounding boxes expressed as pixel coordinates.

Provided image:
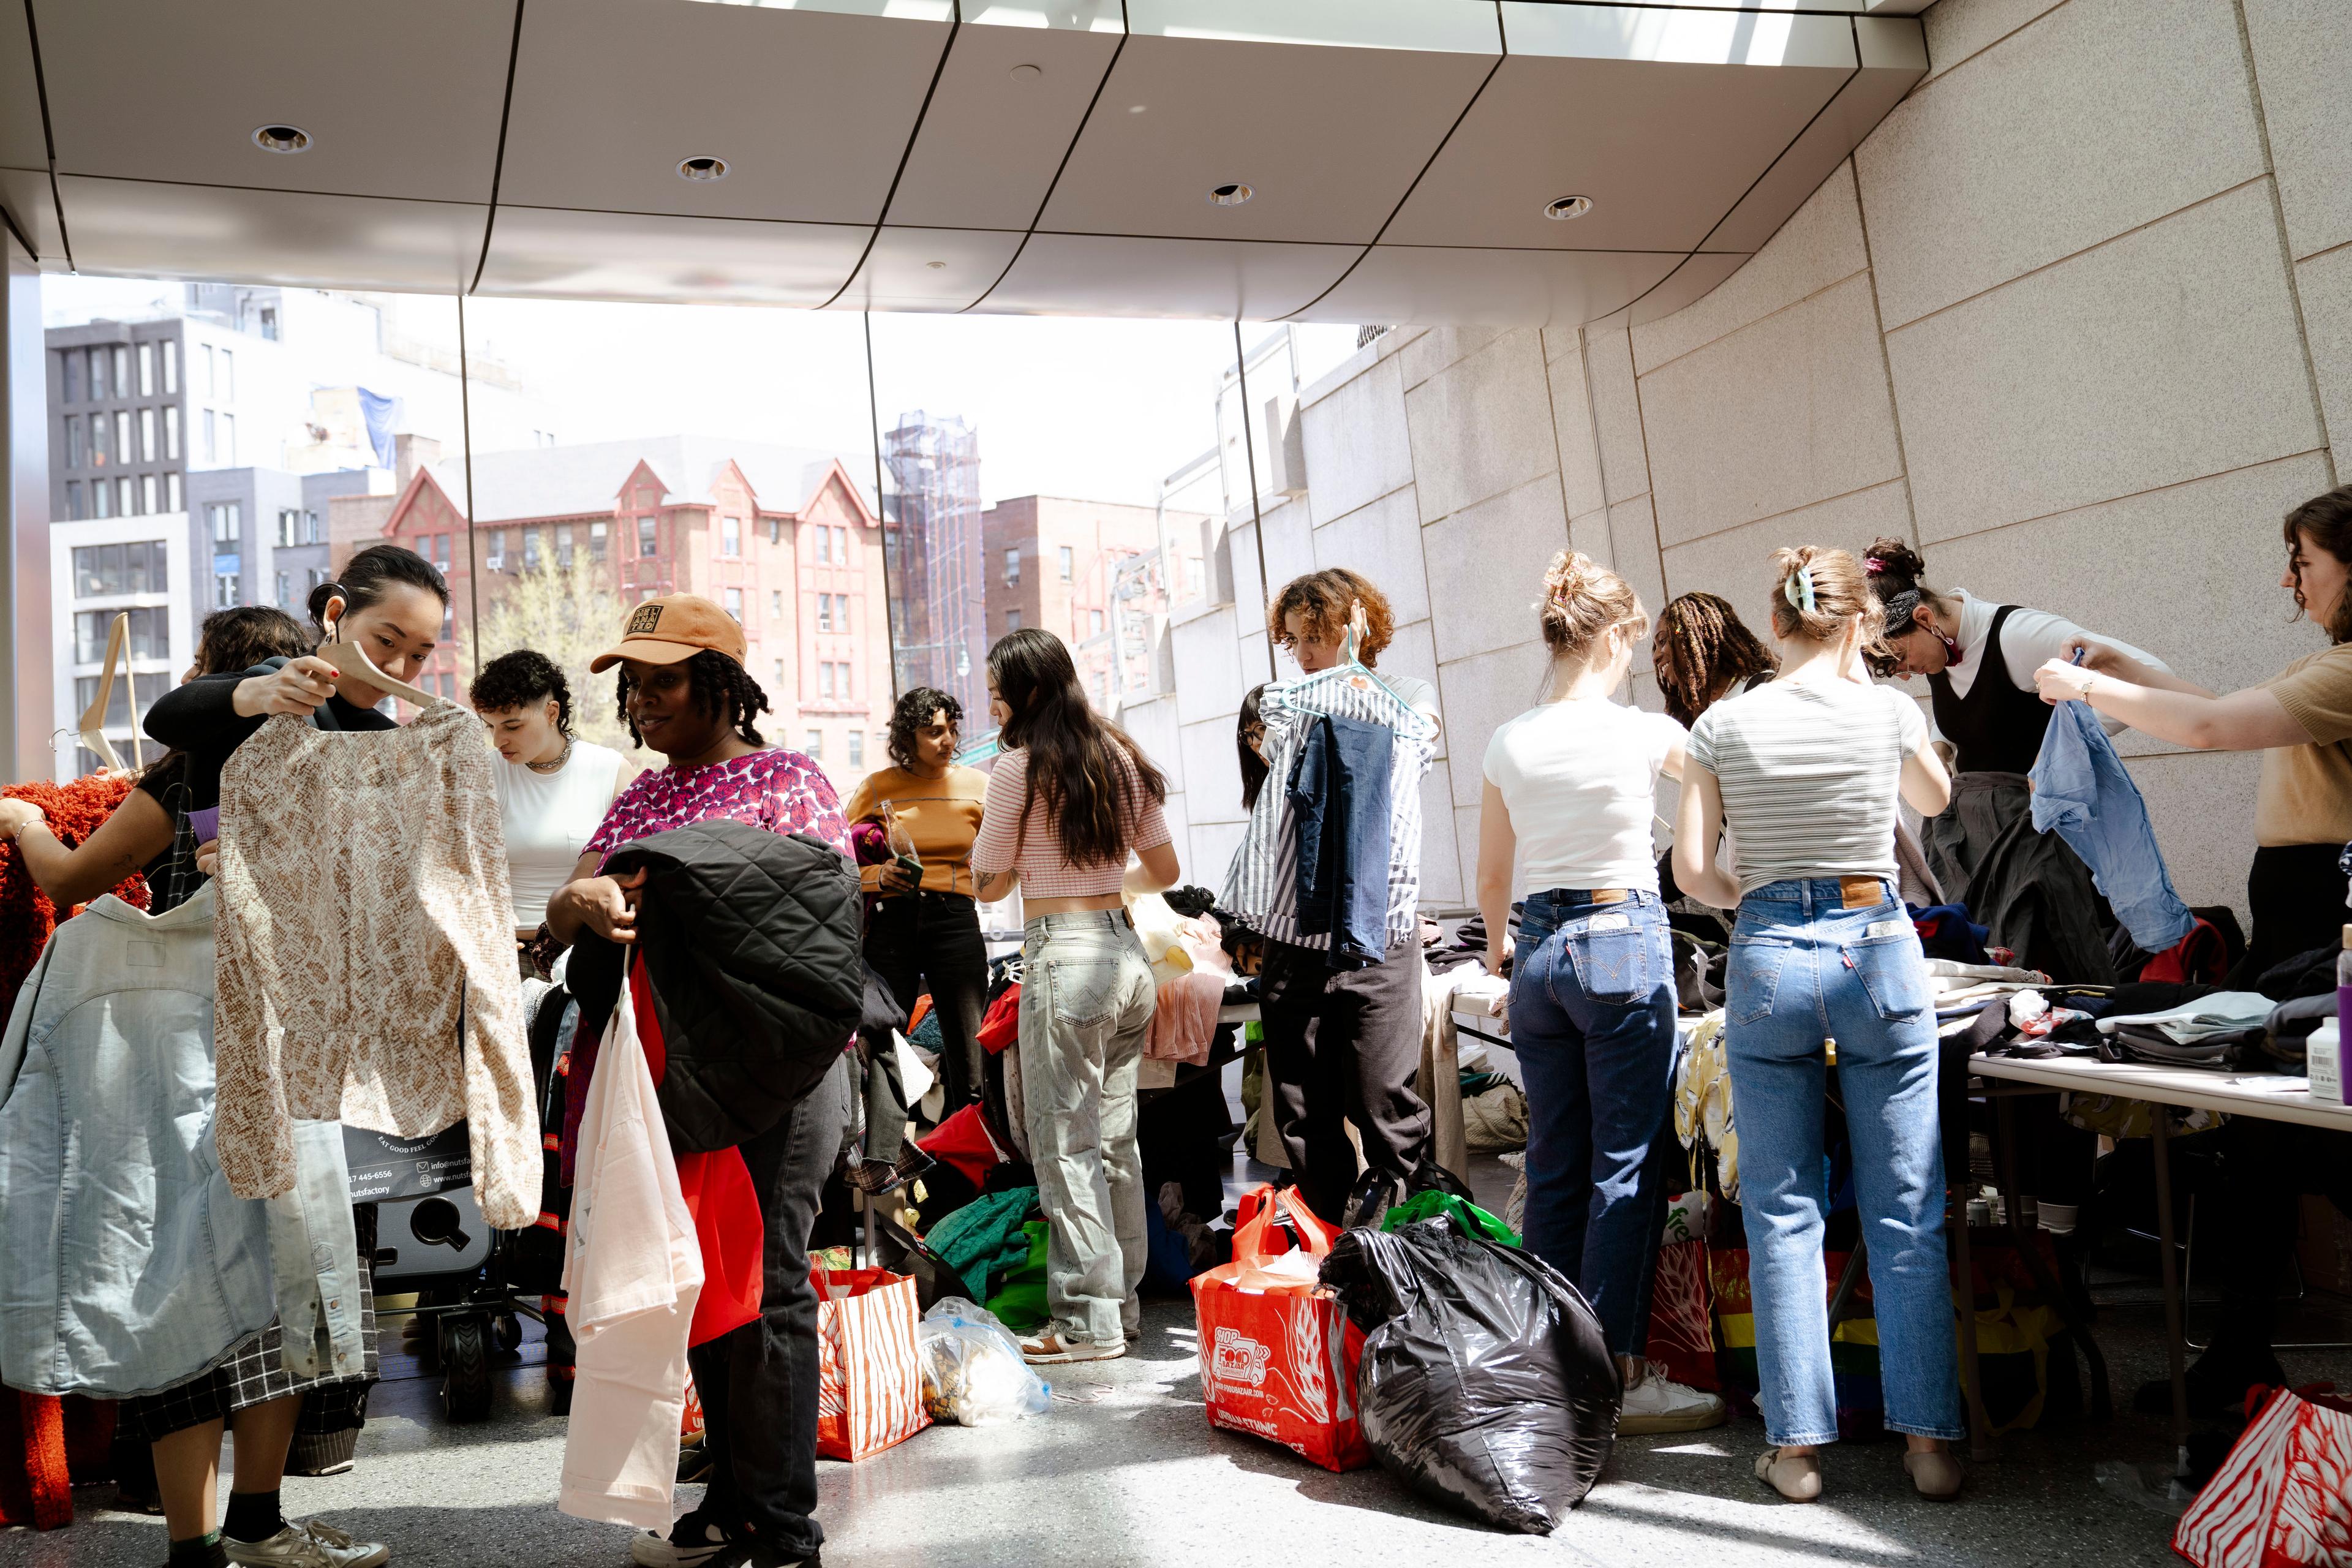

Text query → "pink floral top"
[584,748,850,864]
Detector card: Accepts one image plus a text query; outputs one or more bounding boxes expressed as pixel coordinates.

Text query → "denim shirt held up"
[0,886,278,1397]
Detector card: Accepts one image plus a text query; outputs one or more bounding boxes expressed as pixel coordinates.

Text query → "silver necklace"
[527,737,574,774]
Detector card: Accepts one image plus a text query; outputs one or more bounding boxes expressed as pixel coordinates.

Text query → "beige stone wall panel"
[1403,329,1558,526]
[1888,181,2326,543]
[1422,475,1572,666]
[1857,0,2267,330]
[1300,353,1415,528]
[2242,0,2352,261]
[1640,272,1905,547]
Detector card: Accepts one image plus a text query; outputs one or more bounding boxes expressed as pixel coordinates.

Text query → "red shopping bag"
[1645,1239,1719,1392]
[1189,1185,1371,1472]
[812,1266,931,1461]
[2174,1384,2352,1566]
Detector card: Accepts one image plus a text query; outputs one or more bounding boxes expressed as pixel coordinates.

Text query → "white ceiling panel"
[1626,251,1752,325]
[476,206,869,306]
[1294,245,1681,328]
[31,0,513,205]
[499,0,952,226]
[826,226,1025,314]
[0,168,64,265]
[1383,5,1853,254]
[58,178,485,292]
[1040,0,1500,244]
[1703,17,1925,253]
[977,233,1355,318]
[887,1,1123,231]
[0,2,46,173]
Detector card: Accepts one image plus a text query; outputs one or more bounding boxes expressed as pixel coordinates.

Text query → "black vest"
[1926,604,2051,775]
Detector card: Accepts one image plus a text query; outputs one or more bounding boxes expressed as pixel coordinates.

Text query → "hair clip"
[1782,565,1817,614]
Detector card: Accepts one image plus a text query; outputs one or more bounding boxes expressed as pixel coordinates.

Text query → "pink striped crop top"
[968,746,1170,899]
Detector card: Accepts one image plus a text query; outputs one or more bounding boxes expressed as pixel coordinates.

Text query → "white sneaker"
[224,1518,391,1568]
[631,1509,733,1567]
[1617,1374,1728,1435]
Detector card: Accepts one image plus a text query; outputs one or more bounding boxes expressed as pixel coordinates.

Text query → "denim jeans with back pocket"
[1723,878,1962,1446]
[1509,888,1679,1358]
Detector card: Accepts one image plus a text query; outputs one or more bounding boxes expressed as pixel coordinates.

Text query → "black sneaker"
[706,1543,820,1568]
[2133,1348,2287,1419]
[630,1507,736,1568]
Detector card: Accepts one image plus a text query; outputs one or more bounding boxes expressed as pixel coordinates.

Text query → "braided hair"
[614,649,771,748]
[1652,591,1779,728]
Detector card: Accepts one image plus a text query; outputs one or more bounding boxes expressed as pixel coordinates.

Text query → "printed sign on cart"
[342,1122,472,1202]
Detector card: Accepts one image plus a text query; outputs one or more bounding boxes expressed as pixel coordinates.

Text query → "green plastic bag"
[1381,1188,1520,1247]
[984,1221,1052,1333]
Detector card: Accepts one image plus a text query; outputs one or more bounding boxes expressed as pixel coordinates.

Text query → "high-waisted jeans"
[1510,888,1678,1358]
[1724,877,1962,1446]
[1017,910,1156,1345]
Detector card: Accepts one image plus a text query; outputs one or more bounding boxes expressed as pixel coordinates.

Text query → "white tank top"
[492,739,626,925]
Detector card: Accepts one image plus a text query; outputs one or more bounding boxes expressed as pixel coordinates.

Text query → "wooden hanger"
[75,611,143,772]
[315,634,443,711]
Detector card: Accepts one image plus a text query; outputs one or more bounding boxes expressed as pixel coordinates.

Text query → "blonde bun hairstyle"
[1767,545,1881,646]
[1540,551,1648,664]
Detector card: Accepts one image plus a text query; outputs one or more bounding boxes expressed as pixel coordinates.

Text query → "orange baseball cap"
[589,594,747,672]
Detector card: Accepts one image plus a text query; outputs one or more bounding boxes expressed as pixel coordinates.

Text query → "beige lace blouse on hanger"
[213,704,541,1230]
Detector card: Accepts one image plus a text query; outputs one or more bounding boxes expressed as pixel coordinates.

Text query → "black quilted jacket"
[569,819,864,1152]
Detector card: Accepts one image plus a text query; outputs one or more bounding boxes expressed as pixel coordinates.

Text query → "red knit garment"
[0,775,153,1023]
[628,956,764,1348]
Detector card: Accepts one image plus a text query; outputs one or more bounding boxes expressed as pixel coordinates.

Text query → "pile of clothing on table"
[1954,938,2343,1073]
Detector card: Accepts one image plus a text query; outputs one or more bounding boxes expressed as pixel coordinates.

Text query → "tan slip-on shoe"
[1754,1447,1823,1502]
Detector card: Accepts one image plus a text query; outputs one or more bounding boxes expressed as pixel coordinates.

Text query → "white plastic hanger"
[1284,619,1434,741]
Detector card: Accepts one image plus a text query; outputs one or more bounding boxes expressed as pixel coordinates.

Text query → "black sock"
[222,1488,284,1544]
[167,1531,228,1567]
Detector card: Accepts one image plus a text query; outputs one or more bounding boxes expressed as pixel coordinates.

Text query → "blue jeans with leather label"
[1724,878,1962,1446]
[1510,888,1678,1357]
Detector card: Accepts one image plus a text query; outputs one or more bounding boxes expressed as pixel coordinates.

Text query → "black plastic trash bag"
[1320,1217,1619,1533]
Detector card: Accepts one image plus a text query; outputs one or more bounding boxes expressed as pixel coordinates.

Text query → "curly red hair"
[1267,568,1396,666]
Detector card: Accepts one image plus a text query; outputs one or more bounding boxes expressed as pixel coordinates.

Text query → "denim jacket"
[0,887,360,1396]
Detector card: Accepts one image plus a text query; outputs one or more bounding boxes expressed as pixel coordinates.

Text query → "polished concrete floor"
[9,1285,2351,1568]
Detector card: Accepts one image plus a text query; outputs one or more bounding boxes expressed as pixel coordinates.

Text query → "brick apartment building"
[982,494,1209,709]
[331,435,895,789]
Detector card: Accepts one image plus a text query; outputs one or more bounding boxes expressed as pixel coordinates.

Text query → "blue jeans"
[1511,888,1678,1358]
[1725,878,1963,1446]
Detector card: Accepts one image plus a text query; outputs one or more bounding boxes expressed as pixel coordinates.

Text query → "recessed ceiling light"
[1208,183,1253,207]
[1128,104,1146,114]
[924,260,947,270]
[677,156,729,183]
[1544,194,1593,221]
[1009,63,1042,81]
[251,124,312,155]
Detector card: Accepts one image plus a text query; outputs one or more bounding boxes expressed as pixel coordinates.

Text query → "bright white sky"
[44,274,1363,510]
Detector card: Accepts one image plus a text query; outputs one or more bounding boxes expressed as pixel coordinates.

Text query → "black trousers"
[689,1053,853,1558]
[1259,937,1430,1224]
[2226,842,2346,990]
[862,891,990,1160]
[2211,1118,2352,1356]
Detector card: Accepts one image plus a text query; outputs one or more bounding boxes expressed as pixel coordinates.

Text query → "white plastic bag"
[916,1298,1051,1426]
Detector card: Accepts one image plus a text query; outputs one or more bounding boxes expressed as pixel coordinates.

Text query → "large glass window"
[140,408,156,461]
[74,668,173,728]
[89,346,108,400]
[74,540,169,596]
[64,415,83,468]
[209,502,240,544]
[164,405,179,459]
[138,342,155,397]
[75,606,168,663]
[162,339,178,394]
[111,347,129,398]
[60,349,81,403]
[722,516,741,557]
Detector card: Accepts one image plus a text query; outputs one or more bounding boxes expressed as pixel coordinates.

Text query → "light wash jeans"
[1724,877,1963,1446]
[1017,910,1155,1345]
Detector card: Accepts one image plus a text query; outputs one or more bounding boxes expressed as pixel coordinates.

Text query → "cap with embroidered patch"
[589,594,746,672]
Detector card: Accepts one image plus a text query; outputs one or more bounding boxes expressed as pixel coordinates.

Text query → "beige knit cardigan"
[214,706,541,1230]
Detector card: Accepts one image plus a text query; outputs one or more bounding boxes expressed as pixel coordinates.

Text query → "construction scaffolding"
[881,410,986,717]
